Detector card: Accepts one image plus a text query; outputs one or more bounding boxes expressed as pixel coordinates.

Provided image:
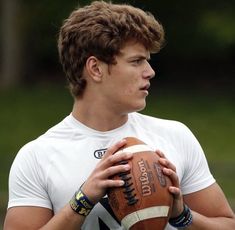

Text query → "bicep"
[4,206,53,230]
[184,182,234,218]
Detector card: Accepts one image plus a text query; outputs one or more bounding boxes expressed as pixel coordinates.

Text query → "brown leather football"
[108,137,173,230]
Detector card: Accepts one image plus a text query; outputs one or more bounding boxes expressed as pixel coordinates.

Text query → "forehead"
[118,41,150,59]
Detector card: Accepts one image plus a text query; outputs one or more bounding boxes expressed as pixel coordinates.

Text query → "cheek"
[122,79,138,96]
[123,86,135,96]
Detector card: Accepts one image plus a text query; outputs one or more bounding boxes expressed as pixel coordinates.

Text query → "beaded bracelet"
[169,204,193,228]
[69,189,95,216]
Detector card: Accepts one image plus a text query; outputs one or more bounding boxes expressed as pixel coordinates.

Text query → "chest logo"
[94,148,107,159]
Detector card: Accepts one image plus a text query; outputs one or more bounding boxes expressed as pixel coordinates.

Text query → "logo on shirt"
[94,148,107,159]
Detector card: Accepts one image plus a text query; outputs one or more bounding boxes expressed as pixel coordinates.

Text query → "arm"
[157,150,235,230]
[4,139,133,230]
[4,205,85,230]
[184,183,235,230]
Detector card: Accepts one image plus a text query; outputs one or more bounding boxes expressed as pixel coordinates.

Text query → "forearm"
[185,210,235,230]
[40,204,85,230]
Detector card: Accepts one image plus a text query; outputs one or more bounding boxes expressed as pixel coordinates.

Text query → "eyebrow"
[127,54,151,61]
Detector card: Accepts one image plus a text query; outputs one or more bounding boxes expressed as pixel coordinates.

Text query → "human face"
[101,41,155,114]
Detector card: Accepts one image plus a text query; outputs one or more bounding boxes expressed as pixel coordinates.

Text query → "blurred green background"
[0,0,235,228]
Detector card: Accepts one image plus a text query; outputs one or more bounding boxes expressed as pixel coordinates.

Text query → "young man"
[4,1,235,229]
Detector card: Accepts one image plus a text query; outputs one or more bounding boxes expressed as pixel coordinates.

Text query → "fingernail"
[124,164,130,170]
[120,180,125,186]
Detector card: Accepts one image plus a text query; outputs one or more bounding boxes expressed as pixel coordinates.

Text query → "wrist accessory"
[169,204,193,228]
[69,189,94,216]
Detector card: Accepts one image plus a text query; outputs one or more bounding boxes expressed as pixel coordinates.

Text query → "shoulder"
[129,112,200,157]
[40,114,76,140]
[12,115,75,167]
[130,112,192,136]
[10,139,48,180]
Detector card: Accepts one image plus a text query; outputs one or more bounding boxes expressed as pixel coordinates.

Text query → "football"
[108,137,173,230]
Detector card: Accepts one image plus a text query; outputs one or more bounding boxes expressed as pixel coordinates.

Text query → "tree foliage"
[1,0,235,88]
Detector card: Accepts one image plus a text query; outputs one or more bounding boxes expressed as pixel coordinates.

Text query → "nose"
[143,62,155,80]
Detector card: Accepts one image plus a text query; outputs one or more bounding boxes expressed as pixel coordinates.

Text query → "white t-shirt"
[8,112,215,230]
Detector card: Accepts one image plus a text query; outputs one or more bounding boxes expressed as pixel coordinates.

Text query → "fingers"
[155,149,179,189]
[101,140,133,169]
[98,149,133,187]
[81,144,133,203]
[155,149,184,218]
[159,158,176,173]
[155,149,165,158]
[81,140,134,203]
[156,149,176,172]
[102,162,131,179]
[102,139,127,159]
[168,186,181,198]
[81,165,130,204]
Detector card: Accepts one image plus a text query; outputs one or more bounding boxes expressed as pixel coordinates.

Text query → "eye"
[132,59,143,65]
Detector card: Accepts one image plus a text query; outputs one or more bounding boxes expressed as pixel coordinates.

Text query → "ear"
[85,56,103,82]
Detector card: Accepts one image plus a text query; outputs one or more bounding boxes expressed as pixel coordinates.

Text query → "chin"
[121,99,147,114]
[132,102,147,113]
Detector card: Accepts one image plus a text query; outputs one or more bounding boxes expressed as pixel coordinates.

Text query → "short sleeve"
[179,125,216,195]
[7,142,52,210]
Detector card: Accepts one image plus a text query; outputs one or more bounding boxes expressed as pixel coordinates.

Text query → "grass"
[0,84,234,226]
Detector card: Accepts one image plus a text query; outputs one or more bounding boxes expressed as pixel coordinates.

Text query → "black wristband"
[169,204,193,228]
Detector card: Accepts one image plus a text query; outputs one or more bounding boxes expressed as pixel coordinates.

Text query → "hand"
[156,150,184,218]
[81,139,133,204]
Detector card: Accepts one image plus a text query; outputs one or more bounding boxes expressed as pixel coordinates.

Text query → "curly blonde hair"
[58,1,165,97]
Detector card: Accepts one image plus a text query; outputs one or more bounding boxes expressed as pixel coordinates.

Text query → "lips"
[140,83,150,91]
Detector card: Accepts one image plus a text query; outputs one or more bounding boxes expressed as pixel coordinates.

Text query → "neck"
[72,98,128,132]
